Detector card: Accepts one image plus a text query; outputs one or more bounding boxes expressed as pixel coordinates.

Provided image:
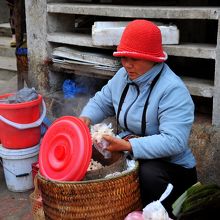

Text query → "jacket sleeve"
[130,83,194,159]
[80,77,116,124]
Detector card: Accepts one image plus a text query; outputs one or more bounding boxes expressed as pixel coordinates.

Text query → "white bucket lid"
[0,144,40,160]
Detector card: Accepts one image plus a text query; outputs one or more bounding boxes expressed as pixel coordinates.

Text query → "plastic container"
[92,21,129,46]
[0,144,40,192]
[39,116,92,181]
[0,94,46,149]
[92,21,179,46]
[38,154,142,220]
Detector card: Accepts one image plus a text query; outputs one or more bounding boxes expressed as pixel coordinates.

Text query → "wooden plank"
[51,63,116,79]
[212,18,220,126]
[48,32,113,49]
[48,32,216,59]
[182,77,213,98]
[51,63,214,98]
[47,4,220,20]
[164,44,216,59]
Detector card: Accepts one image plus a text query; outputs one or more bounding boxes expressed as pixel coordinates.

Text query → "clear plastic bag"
[143,183,173,220]
[93,138,112,159]
[124,211,144,220]
[90,123,115,159]
[143,201,169,220]
[124,184,173,220]
[8,87,38,103]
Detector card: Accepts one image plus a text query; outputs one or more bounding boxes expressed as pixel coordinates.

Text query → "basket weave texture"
[38,161,142,220]
[30,177,45,220]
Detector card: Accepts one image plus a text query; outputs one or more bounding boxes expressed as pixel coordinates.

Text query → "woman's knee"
[139,160,169,195]
[139,160,167,182]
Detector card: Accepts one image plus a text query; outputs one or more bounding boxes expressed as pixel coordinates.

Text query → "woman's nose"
[122,58,133,68]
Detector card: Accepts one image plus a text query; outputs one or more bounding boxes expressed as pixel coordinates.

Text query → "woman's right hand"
[79,116,91,127]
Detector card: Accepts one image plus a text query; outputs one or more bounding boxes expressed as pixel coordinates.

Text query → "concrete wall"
[0,1,9,23]
[25,0,50,93]
[190,116,220,184]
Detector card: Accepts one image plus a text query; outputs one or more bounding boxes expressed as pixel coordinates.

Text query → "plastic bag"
[93,138,112,159]
[143,201,169,220]
[62,79,87,99]
[90,123,115,159]
[124,211,144,220]
[143,183,173,220]
[1,87,38,103]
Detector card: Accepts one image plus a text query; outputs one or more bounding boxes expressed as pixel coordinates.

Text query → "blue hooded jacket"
[80,63,196,168]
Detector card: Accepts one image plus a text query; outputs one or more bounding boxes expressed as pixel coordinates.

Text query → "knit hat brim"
[113,50,168,63]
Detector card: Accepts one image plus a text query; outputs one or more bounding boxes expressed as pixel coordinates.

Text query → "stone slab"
[0,23,11,37]
[0,36,16,57]
[0,56,17,71]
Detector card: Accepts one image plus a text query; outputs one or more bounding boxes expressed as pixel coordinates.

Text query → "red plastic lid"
[39,116,92,181]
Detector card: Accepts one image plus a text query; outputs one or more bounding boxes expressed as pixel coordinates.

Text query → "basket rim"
[38,160,139,184]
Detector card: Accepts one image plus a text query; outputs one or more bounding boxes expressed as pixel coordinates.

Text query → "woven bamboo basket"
[38,153,142,220]
[30,176,45,220]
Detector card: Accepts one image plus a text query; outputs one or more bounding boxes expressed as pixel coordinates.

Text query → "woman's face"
[121,57,155,80]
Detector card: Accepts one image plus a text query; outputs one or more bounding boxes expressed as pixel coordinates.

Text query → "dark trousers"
[138,159,197,219]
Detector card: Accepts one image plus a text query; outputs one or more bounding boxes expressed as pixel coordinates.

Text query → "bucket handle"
[0,100,46,130]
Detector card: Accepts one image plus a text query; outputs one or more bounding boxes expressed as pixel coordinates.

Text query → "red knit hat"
[113,20,167,63]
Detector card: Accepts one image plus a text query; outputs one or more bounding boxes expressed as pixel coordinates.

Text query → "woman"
[80,20,197,218]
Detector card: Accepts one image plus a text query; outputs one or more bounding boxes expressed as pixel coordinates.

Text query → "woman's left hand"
[102,135,132,152]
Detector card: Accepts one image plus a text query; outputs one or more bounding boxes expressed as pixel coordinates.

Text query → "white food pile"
[87,159,104,171]
[90,123,115,143]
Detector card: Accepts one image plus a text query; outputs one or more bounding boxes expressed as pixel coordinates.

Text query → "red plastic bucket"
[0,93,44,149]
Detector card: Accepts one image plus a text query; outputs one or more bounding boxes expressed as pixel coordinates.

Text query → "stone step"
[0,56,17,81]
[0,68,17,81]
[0,36,16,57]
[0,56,17,71]
[0,23,11,37]
[0,75,17,94]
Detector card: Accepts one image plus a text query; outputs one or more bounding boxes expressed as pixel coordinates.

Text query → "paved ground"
[0,164,34,220]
